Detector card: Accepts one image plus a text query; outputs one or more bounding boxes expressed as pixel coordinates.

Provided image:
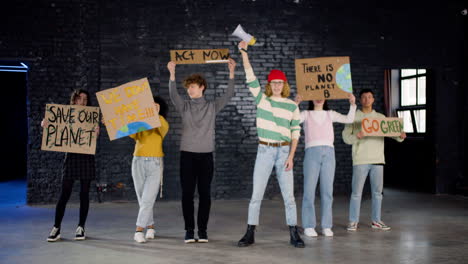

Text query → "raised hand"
[294,94,303,104]
[238,41,248,52]
[348,93,356,105]
[167,61,176,81]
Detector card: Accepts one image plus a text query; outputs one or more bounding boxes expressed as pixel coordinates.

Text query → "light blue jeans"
[302,146,336,229]
[247,145,297,226]
[349,164,384,223]
[132,157,163,228]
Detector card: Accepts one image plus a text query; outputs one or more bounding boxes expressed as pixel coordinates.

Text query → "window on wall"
[397,69,426,133]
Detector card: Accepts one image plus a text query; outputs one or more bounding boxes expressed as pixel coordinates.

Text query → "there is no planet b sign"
[295,56,352,100]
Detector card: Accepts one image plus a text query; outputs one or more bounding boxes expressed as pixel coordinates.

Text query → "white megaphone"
[232,24,256,46]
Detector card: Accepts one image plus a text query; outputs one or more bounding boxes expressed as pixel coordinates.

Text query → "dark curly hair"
[183,74,208,94]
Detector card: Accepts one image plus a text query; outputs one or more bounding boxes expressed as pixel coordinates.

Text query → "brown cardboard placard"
[361,117,404,137]
[170,49,230,64]
[96,78,160,141]
[41,104,100,154]
[295,56,353,100]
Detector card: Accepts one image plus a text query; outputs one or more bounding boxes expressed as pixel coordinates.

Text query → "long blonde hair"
[264,82,291,98]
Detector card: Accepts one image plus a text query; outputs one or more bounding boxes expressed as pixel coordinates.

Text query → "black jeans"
[180,151,214,231]
[54,179,91,228]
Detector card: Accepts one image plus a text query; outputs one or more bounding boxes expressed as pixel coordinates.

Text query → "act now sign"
[361,117,403,137]
[170,49,230,64]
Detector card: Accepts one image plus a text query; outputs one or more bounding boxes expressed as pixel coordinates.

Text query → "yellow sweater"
[129,116,169,157]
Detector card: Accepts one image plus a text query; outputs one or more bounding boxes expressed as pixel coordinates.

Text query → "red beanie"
[267,69,287,83]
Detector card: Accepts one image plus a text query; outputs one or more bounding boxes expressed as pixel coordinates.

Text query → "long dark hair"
[153,96,168,118]
[308,100,330,111]
[70,89,90,106]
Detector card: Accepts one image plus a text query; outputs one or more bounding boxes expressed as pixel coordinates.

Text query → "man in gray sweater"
[167,59,236,243]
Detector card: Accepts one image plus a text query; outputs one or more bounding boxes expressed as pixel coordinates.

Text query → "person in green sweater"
[342,89,406,231]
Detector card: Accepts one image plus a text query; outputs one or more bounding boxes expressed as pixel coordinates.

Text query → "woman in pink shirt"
[296,94,356,237]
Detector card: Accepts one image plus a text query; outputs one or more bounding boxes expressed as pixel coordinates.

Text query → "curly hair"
[264,82,291,98]
[183,74,208,94]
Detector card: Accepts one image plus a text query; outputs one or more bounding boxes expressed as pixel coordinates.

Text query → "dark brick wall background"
[1,0,465,203]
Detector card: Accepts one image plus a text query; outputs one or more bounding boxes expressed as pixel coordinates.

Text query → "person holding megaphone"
[236,41,305,248]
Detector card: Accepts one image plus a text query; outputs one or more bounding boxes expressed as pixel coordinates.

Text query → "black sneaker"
[75,226,86,240]
[47,227,61,242]
[198,230,208,243]
[184,230,195,243]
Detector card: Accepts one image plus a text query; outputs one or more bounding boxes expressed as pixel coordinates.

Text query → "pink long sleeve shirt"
[300,104,356,149]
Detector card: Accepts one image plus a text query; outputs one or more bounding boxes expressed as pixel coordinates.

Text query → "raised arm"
[215,58,237,113]
[167,61,184,113]
[331,94,357,124]
[238,41,262,103]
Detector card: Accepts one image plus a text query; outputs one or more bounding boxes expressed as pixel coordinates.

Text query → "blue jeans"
[302,146,336,229]
[349,164,384,223]
[132,157,163,228]
[247,145,297,226]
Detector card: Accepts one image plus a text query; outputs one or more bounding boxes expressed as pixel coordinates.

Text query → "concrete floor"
[1,186,467,264]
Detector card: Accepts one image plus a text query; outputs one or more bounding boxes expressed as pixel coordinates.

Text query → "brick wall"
[1,0,465,203]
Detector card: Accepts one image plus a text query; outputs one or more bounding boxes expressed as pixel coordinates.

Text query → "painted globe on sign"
[335,63,353,93]
[115,122,152,139]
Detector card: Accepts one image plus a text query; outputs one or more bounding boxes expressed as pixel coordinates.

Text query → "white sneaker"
[75,226,86,240]
[347,222,358,231]
[47,227,61,242]
[304,228,318,237]
[322,228,334,237]
[371,221,391,231]
[145,228,155,239]
[134,232,146,243]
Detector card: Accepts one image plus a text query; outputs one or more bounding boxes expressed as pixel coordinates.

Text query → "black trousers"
[54,179,91,228]
[180,151,214,231]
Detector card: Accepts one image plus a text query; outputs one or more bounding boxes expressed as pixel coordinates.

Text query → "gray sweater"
[169,79,235,153]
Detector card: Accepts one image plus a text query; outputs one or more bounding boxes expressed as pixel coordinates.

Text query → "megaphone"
[232,24,256,46]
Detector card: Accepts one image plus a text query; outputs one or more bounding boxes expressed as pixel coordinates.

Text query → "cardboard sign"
[361,117,404,137]
[96,78,160,141]
[295,56,352,100]
[170,49,230,64]
[41,104,100,154]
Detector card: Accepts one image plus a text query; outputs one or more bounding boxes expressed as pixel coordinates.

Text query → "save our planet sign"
[295,56,352,100]
[41,104,100,154]
[96,78,161,141]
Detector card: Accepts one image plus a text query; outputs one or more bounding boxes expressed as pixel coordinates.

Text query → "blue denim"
[132,157,163,228]
[349,164,384,223]
[302,146,336,229]
[247,145,297,226]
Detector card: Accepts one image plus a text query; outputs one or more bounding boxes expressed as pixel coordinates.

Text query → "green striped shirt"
[247,79,301,142]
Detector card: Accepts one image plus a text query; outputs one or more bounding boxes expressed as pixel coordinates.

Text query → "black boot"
[289,226,305,248]
[238,225,256,247]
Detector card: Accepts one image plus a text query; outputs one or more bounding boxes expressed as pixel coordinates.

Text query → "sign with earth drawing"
[41,104,100,154]
[295,56,353,100]
[96,78,161,141]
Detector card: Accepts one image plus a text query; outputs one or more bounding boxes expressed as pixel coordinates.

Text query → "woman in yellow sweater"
[129,96,169,243]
